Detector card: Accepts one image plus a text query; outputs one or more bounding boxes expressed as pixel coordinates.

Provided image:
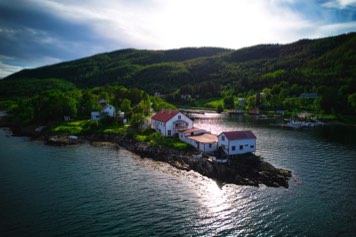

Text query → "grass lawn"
[205,98,224,109]
[135,132,193,150]
[51,119,194,151]
[51,120,95,135]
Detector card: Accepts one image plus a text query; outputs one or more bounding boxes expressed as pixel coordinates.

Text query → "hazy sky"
[0,0,355,78]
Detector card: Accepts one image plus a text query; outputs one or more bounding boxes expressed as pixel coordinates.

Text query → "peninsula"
[0,107,292,188]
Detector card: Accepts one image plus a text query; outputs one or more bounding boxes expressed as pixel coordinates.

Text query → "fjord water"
[1,116,356,236]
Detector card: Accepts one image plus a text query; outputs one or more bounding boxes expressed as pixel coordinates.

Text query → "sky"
[0,0,355,78]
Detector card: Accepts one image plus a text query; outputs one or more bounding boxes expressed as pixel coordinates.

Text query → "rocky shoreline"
[80,134,292,188]
[0,116,292,188]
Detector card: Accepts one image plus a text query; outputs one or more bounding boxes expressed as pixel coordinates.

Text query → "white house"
[217,130,256,156]
[102,104,116,117]
[91,99,116,120]
[187,133,218,154]
[178,128,217,154]
[151,109,193,137]
[91,112,101,121]
[178,127,208,143]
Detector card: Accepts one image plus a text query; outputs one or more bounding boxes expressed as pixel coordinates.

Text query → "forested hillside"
[2,33,356,115]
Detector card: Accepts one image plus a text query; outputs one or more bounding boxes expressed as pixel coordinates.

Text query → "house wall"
[179,133,191,144]
[103,105,115,117]
[182,137,217,154]
[151,120,166,136]
[165,112,193,136]
[152,112,193,137]
[199,142,217,153]
[218,135,256,155]
[178,129,208,143]
[91,112,100,121]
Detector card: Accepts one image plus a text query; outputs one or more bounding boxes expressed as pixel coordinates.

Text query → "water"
[0,115,356,236]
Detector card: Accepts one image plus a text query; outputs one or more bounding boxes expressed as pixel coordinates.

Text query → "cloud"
[28,0,315,49]
[0,62,25,79]
[0,0,355,78]
[313,21,356,37]
[323,0,356,9]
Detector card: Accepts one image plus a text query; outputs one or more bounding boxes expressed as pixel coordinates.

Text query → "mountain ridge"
[3,32,356,98]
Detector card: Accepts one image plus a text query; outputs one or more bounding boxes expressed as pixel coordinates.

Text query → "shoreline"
[45,133,292,188]
[0,113,292,188]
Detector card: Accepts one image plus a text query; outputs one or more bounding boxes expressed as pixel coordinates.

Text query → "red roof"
[151,109,179,122]
[220,130,256,140]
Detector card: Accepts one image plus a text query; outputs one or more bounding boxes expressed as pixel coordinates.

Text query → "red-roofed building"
[151,109,193,137]
[218,130,256,155]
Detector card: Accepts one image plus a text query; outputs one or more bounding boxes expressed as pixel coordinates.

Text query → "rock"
[46,135,81,146]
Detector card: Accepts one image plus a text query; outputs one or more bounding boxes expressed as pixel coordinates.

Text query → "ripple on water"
[1,123,356,236]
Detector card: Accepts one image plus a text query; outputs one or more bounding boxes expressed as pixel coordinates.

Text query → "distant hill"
[3,33,356,98]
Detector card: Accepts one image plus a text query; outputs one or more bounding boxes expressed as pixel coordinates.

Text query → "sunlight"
[146,0,309,49]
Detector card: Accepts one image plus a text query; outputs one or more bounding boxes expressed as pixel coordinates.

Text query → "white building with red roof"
[218,130,256,155]
[151,109,193,137]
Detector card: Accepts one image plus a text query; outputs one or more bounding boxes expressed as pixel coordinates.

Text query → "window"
[209,144,212,148]
[250,145,255,148]
[232,146,236,151]
[240,145,243,150]
[178,115,181,119]
[222,136,225,141]
[168,130,171,136]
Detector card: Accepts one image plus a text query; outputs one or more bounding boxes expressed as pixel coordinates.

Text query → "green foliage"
[217,104,224,113]
[223,96,235,109]
[51,120,95,135]
[2,33,356,116]
[144,132,191,150]
[5,84,175,126]
[97,126,127,136]
[348,93,356,113]
[0,99,17,111]
[205,98,224,109]
[30,90,79,123]
[130,113,145,128]
[120,99,132,112]
[152,96,176,112]
[262,69,285,79]
[0,78,76,98]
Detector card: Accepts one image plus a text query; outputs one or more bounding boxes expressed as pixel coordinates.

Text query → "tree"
[11,99,34,125]
[79,91,99,117]
[348,93,356,113]
[217,104,224,113]
[247,95,256,108]
[223,96,235,109]
[130,113,145,128]
[121,99,132,113]
[279,89,289,101]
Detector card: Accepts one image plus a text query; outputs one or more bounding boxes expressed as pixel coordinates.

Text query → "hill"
[2,33,356,114]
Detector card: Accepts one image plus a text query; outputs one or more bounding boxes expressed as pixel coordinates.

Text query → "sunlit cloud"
[28,0,316,49]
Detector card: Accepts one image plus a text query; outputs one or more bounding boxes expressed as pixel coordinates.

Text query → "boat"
[229,109,244,115]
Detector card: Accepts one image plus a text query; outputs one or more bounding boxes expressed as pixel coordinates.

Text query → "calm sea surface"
[1,113,356,236]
